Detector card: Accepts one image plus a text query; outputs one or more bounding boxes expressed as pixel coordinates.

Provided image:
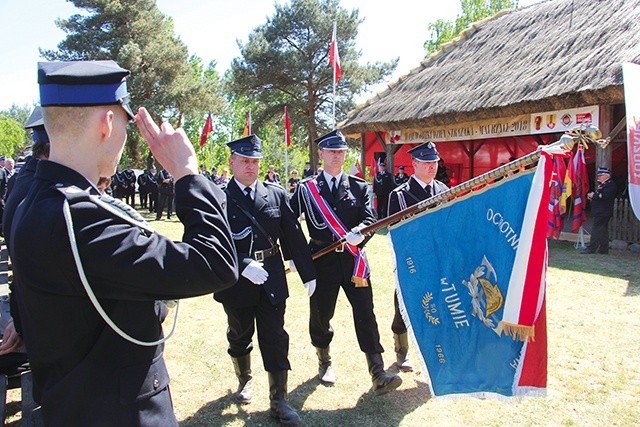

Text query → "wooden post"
[598,105,613,172]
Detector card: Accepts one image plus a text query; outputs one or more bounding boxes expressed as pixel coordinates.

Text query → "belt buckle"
[335,242,345,253]
[254,250,265,262]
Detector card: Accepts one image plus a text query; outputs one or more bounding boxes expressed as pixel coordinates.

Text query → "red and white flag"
[284,105,291,148]
[330,22,342,83]
[199,113,213,147]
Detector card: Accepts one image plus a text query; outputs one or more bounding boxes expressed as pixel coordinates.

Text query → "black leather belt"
[252,245,279,262]
[310,238,334,246]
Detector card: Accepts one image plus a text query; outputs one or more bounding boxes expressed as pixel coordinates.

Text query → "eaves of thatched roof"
[340,0,640,135]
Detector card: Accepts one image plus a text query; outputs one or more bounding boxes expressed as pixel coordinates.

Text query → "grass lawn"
[7,213,640,426]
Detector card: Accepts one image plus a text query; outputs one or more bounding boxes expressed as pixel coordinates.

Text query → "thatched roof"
[341,0,640,135]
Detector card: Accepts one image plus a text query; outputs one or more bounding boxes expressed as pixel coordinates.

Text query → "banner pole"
[311,125,602,260]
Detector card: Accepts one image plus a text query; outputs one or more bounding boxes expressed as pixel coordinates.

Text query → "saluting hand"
[134,107,198,181]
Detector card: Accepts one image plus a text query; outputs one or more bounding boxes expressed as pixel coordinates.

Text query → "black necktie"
[244,187,253,203]
[425,184,432,198]
[331,177,338,198]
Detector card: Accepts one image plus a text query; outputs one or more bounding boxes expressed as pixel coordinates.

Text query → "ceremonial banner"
[623,63,640,220]
[548,155,566,239]
[570,146,589,232]
[388,154,552,399]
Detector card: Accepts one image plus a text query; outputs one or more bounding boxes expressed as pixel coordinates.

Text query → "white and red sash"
[303,178,370,286]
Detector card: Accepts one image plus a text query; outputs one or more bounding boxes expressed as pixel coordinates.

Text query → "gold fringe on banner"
[496,321,535,342]
[352,276,369,287]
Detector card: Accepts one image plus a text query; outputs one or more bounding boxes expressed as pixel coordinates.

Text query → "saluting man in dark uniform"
[291,129,402,396]
[6,60,238,426]
[387,141,448,372]
[214,134,316,426]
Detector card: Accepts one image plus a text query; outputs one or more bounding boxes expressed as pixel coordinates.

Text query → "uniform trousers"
[391,291,407,334]
[375,194,389,219]
[139,188,149,209]
[124,187,136,207]
[223,292,291,372]
[156,193,173,219]
[588,216,611,254]
[310,250,384,354]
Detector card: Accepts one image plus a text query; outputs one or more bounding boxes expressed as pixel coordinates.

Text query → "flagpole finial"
[563,124,602,151]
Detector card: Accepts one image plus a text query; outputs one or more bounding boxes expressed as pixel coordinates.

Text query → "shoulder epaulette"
[348,174,366,183]
[55,185,154,235]
[391,182,410,193]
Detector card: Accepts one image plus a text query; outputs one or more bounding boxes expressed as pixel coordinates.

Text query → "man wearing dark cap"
[291,129,401,396]
[387,141,449,372]
[583,167,617,254]
[0,106,51,359]
[373,161,393,219]
[214,134,316,425]
[394,165,409,187]
[6,60,238,426]
[302,161,314,179]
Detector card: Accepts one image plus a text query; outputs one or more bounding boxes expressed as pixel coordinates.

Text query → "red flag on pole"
[571,145,589,232]
[200,113,213,147]
[284,106,291,148]
[330,24,342,83]
[243,110,252,136]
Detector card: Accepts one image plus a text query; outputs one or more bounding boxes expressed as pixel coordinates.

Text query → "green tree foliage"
[0,115,26,158]
[229,0,397,166]
[424,0,519,54]
[2,104,33,149]
[41,0,225,168]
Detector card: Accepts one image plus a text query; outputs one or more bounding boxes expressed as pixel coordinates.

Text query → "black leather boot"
[316,346,336,385]
[231,355,253,404]
[366,353,402,396]
[268,371,300,426]
[393,333,413,372]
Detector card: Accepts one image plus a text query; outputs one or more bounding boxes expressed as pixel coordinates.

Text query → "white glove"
[241,260,269,285]
[289,260,297,273]
[345,228,365,246]
[303,279,317,297]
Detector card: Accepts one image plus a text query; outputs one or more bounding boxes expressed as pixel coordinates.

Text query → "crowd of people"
[0,58,621,427]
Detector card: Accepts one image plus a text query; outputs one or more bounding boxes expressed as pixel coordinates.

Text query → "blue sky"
[0,0,542,110]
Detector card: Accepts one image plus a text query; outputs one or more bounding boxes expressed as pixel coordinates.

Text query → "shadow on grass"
[180,375,431,426]
[548,240,640,297]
